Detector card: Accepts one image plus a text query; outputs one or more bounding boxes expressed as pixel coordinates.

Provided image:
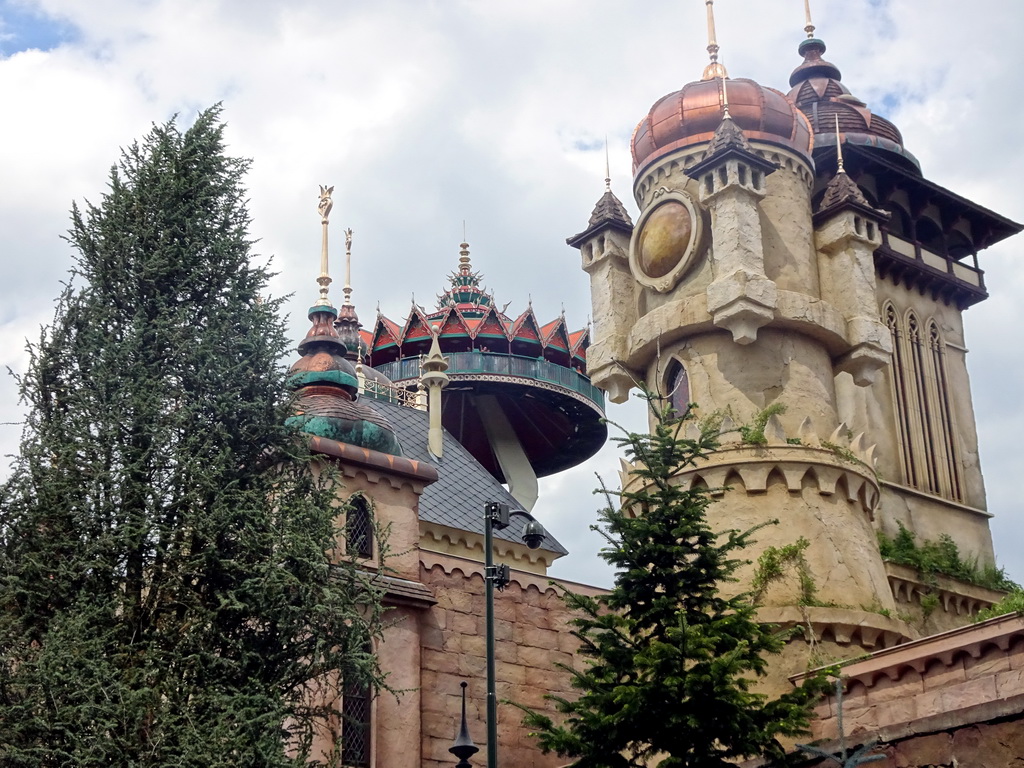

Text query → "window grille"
[346,496,373,558]
[342,674,372,767]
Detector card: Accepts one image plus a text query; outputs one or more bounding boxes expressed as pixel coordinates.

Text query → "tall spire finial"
[702,0,729,80]
[342,228,354,306]
[604,136,611,192]
[315,184,334,307]
[803,0,816,38]
[720,73,731,119]
[459,237,471,275]
[834,114,845,173]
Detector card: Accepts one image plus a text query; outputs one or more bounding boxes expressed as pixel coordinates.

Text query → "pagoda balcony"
[376,351,605,414]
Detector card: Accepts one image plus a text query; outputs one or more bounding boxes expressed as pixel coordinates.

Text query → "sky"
[0,0,1022,589]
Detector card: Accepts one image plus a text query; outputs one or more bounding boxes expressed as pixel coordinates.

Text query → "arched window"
[885,305,963,502]
[342,643,373,767]
[663,359,690,419]
[346,495,373,559]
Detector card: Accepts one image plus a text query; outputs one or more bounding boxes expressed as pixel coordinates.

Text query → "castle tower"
[574,3,1021,688]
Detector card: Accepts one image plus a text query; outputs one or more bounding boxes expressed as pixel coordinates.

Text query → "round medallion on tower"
[629,190,704,293]
[630,78,813,174]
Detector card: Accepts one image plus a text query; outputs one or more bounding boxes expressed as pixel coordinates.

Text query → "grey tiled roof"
[371,398,568,555]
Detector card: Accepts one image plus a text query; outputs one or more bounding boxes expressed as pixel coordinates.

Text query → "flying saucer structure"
[364,243,606,510]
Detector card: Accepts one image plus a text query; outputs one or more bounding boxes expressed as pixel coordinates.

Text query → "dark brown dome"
[631,77,813,173]
[788,38,919,171]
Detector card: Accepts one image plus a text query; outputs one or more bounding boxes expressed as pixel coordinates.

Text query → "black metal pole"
[484,506,498,768]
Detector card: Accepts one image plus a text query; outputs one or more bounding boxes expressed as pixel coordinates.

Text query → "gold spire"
[702,0,728,81]
[459,238,471,274]
[315,184,334,307]
[720,73,731,119]
[803,0,816,38]
[835,114,845,173]
[342,227,354,306]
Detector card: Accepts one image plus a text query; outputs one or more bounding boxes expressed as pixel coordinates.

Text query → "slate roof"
[371,398,568,555]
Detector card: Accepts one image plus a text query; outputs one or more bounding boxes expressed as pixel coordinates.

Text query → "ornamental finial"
[803,0,816,38]
[702,0,728,80]
[315,185,335,308]
[721,73,731,119]
[604,136,611,192]
[835,114,845,174]
[343,228,354,306]
[459,237,472,275]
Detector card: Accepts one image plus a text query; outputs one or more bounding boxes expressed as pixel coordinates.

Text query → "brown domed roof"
[788,38,919,171]
[631,77,812,173]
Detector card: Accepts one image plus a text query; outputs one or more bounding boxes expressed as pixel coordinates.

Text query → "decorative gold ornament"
[629,191,704,293]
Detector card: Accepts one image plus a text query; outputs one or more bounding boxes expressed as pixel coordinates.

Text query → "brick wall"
[418,561,596,768]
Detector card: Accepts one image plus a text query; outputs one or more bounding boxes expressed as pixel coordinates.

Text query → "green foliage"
[877,523,1018,592]
[739,402,786,445]
[751,538,816,607]
[519,391,828,768]
[0,107,385,767]
[974,590,1024,622]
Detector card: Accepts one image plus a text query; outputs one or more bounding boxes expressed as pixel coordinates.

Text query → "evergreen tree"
[522,395,827,767]
[0,107,385,767]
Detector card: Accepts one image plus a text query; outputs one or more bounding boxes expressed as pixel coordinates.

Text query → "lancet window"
[341,648,373,767]
[346,494,374,559]
[884,304,962,501]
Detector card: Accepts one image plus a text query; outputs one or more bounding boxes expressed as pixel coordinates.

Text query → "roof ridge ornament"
[702,0,729,81]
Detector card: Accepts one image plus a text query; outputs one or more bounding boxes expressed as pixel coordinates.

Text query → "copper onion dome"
[631,77,813,173]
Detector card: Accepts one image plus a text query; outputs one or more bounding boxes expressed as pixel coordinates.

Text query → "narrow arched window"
[886,305,917,487]
[342,644,373,767]
[929,322,963,501]
[346,495,373,559]
[664,359,690,419]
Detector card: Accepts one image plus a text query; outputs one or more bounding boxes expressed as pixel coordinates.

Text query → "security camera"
[521,520,545,550]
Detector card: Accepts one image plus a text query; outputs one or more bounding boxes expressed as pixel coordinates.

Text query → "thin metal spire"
[702,0,728,80]
[835,113,845,173]
[804,0,816,38]
[315,184,334,307]
[604,135,611,192]
[720,73,731,119]
[342,228,353,306]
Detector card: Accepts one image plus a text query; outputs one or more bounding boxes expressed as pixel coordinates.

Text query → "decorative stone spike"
[864,444,877,468]
[619,458,635,490]
[718,415,740,444]
[798,416,820,447]
[828,422,851,447]
[684,422,702,441]
[850,432,866,458]
[764,413,787,445]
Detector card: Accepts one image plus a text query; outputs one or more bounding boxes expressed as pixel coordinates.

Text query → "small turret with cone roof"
[286,185,402,455]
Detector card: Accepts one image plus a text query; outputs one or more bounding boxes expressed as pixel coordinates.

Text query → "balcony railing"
[375,351,604,411]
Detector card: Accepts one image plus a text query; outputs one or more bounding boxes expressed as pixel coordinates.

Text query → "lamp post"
[483,501,546,768]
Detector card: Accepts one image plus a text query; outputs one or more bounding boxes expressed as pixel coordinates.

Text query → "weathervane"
[315,184,334,307]
[702,0,728,80]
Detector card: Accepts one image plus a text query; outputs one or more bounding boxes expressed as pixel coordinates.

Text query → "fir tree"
[0,107,385,767]
[522,395,827,767]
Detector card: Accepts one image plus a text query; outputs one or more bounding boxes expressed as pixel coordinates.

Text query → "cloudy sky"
[1,0,1022,588]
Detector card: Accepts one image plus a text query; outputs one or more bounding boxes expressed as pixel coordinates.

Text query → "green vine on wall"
[877,523,1019,592]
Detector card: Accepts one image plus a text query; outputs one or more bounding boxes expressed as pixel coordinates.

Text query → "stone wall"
[418,556,604,768]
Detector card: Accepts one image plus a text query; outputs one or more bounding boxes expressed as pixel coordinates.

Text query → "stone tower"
[572,13,1021,688]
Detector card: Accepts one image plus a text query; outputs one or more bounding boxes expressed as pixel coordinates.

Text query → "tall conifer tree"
[522,397,827,767]
[0,107,384,767]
